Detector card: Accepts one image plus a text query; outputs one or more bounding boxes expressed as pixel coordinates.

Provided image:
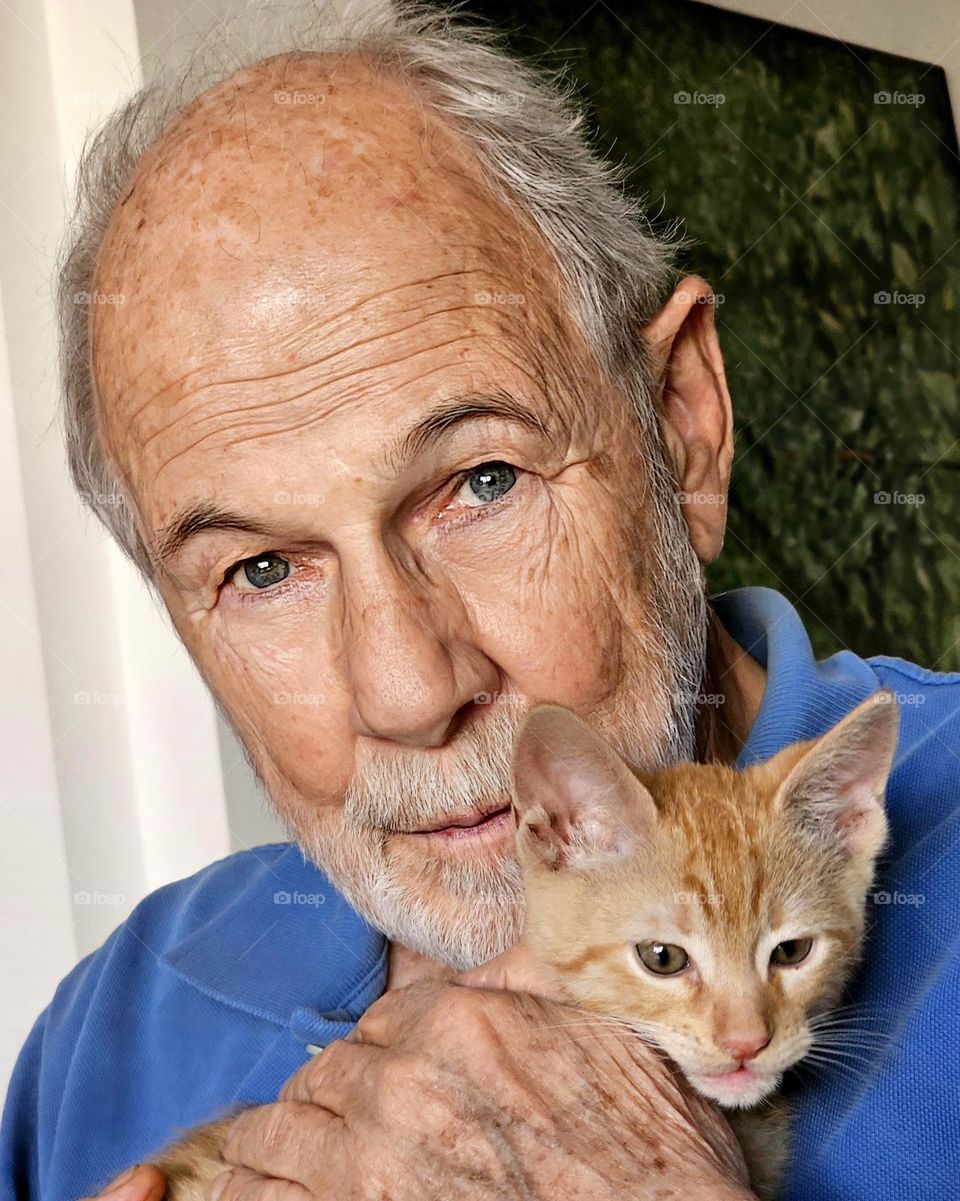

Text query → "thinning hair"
[58,0,682,579]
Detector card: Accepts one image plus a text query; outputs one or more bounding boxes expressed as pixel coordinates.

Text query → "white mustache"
[341,695,525,835]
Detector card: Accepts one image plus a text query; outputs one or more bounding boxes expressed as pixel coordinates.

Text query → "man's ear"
[641,275,734,565]
[510,704,658,872]
[772,689,900,863]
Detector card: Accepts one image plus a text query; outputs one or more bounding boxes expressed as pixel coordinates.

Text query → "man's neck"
[695,601,768,765]
[387,941,455,990]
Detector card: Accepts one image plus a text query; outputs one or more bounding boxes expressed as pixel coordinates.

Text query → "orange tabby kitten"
[510,689,900,1199]
[150,690,899,1201]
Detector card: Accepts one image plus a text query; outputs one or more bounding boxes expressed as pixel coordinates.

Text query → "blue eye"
[236,552,291,591]
[456,461,517,507]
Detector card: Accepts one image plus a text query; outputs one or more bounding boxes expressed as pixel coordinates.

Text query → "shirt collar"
[161,842,388,1032]
[712,585,881,769]
[162,587,878,1032]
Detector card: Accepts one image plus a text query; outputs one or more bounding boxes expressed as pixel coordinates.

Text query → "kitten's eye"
[770,937,813,967]
[231,552,291,592]
[456,461,517,507]
[637,942,689,975]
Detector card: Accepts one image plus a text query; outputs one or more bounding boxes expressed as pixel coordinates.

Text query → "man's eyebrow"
[379,389,553,473]
[153,504,274,568]
[153,391,553,567]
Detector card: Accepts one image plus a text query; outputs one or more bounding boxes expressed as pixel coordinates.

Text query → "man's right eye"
[229,552,292,592]
[455,461,518,508]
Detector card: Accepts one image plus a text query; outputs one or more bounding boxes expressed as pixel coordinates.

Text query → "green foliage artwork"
[472,0,960,669]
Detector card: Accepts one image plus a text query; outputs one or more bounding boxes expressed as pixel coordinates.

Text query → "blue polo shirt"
[2,587,958,1200]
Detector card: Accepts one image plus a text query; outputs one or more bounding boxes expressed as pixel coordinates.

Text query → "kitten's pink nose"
[718,1029,771,1063]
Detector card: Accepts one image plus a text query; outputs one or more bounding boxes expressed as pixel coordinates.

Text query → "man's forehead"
[92,51,542,319]
[89,53,567,480]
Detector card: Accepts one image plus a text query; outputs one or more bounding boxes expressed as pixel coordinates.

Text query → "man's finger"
[221,1101,342,1189]
[209,1165,312,1201]
[87,1163,167,1201]
[279,1038,386,1110]
[456,941,564,999]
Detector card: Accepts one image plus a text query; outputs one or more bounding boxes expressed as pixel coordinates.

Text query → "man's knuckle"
[256,1102,302,1155]
[382,1051,428,1098]
[429,984,488,1032]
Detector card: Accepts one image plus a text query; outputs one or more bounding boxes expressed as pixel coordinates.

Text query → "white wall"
[1,0,956,1098]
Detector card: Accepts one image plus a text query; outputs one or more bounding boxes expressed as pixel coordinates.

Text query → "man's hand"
[211,944,753,1201]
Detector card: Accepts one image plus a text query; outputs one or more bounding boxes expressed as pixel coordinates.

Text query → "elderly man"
[2,4,957,1201]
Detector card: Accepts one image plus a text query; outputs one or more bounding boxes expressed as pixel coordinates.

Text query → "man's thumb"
[89,1163,167,1201]
[456,941,563,999]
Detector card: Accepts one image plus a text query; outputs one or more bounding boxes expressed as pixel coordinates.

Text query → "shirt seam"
[868,656,960,686]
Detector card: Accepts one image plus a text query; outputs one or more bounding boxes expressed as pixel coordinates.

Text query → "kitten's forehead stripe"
[553,944,620,976]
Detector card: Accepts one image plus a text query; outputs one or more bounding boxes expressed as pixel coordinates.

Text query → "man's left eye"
[456,461,518,508]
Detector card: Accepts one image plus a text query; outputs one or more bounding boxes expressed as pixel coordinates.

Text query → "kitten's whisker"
[812,1032,893,1042]
[542,1019,638,1034]
[807,1014,891,1032]
[796,1054,869,1081]
[803,1049,875,1070]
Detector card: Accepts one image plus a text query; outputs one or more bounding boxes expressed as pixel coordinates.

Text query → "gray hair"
[58,0,681,578]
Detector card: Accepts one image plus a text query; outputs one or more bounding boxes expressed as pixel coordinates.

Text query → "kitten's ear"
[511,704,657,872]
[773,689,900,861]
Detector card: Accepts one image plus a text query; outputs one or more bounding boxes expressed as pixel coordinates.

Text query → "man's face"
[92,57,708,968]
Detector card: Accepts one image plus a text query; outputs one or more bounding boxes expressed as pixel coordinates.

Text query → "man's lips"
[401,802,514,839]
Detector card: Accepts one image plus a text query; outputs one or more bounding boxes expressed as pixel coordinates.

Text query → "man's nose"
[342,557,496,747]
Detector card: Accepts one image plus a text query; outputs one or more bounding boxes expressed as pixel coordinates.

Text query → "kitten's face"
[511,693,900,1110]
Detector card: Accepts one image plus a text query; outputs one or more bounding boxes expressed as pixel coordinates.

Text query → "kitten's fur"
[147,691,899,1201]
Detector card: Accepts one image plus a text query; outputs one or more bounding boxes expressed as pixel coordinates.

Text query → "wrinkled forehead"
[89,53,575,503]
